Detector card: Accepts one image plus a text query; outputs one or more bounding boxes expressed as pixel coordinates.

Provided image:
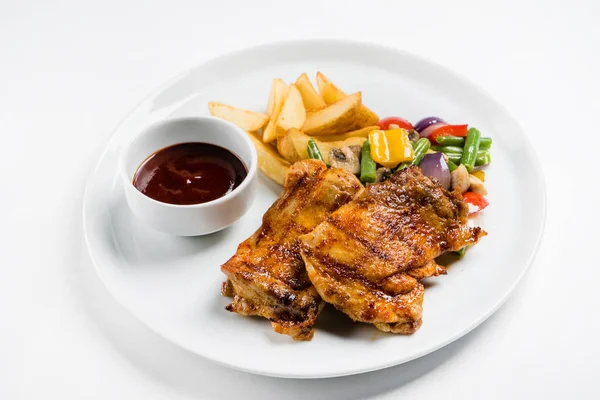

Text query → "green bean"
[360,140,377,183]
[431,145,464,155]
[479,137,492,150]
[436,136,492,149]
[433,134,489,167]
[476,152,491,166]
[461,128,481,172]
[455,247,467,257]
[411,138,431,166]
[307,138,324,162]
[435,136,465,146]
[446,153,462,164]
[447,159,459,172]
[398,138,431,170]
[397,162,409,171]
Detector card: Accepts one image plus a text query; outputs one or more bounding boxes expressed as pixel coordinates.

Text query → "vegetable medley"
[307,115,492,216]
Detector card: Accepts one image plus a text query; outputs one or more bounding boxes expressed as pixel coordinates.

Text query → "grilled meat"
[300,166,486,334]
[221,159,362,340]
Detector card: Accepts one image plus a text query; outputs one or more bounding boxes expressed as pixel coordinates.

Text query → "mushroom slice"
[329,146,361,174]
[375,167,392,182]
[469,174,488,195]
[451,164,470,194]
[407,129,420,143]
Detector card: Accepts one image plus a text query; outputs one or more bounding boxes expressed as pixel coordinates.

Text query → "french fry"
[295,73,326,110]
[354,106,380,129]
[210,73,381,186]
[208,102,269,132]
[302,92,362,135]
[277,128,310,163]
[276,84,306,137]
[266,78,287,116]
[316,71,346,104]
[263,79,290,143]
[247,132,290,185]
[316,72,379,128]
[316,125,378,142]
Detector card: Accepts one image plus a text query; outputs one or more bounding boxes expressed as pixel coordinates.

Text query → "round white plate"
[83,40,546,378]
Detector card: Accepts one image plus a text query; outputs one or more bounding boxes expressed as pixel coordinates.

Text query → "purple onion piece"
[414,116,446,133]
[420,153,451,190]
[472,163,489,172]
[420,122,446,138]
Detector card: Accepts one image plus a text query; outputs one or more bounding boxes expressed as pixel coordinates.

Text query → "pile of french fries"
[208,72,379,185]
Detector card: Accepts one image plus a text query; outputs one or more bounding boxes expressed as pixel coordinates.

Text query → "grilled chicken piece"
[221,159,362,340]
[300,166,486,334]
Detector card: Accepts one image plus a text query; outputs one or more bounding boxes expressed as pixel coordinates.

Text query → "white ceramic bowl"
[120,116,257,236]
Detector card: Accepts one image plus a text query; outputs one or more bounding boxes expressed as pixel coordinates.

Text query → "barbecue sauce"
[132,143,247,205]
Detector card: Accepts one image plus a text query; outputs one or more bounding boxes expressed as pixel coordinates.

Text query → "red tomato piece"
[377,116,414,130]
[429,124,469,143]
[463,191,489,215]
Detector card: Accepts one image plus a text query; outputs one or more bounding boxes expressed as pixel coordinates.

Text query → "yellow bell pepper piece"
[368,129,414,168]
[472,170,485,182]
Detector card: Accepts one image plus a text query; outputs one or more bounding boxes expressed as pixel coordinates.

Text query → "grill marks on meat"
[300,167,486,334]
[220,159,362,340]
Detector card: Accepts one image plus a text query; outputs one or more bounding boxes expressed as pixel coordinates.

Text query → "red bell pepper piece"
[377,116,414,130]
[429,124,469,144]
[463,191,489,215]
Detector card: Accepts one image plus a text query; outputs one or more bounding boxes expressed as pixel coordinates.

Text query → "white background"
[6,0,599,398]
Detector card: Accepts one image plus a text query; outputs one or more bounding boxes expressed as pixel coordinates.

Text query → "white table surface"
[8,0,600,398]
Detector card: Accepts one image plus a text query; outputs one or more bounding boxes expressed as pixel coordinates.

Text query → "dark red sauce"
[132,142,247,205]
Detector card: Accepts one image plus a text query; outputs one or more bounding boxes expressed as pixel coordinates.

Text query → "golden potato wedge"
[208,102,269,132]
[316,71,379,128]
[316,125,379,142]
[266,78,287,116]
[316,71,346,104]
[295,73,326,110]
[277,128,310,162]
[276,84,306,136]
[277,128,365,165]
[247,131,290,185]
[354,105,380,128]
[302,92,362,135]
[263,80,290,143]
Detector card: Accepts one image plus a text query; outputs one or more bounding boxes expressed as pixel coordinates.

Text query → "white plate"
[83,40,546,378]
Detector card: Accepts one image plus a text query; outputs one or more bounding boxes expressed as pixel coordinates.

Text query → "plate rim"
[82,38,547,379]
